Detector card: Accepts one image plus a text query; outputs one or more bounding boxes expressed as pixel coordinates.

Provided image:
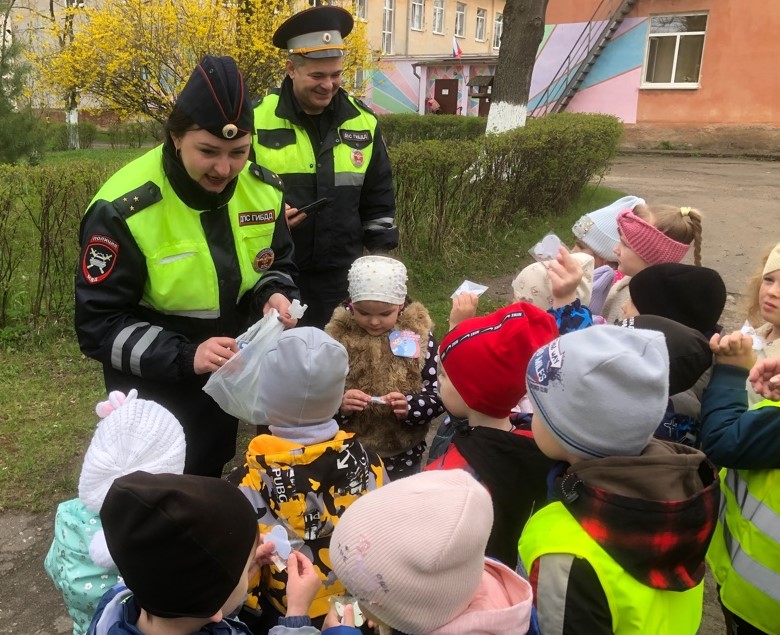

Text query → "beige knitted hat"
[330,470,493,634]
[512,252,594,310]
[763,242,780,276]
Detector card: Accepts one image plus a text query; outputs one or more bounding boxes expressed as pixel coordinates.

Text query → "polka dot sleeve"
[403,331,445,427]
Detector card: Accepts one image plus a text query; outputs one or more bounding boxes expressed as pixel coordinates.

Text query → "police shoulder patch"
[82,234,119,284]
[112,182,162,219]
[248,163,284,191]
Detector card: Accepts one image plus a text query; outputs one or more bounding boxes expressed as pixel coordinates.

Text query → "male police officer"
[254,6,399,328]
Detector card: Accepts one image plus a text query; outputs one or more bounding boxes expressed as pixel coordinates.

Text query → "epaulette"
[112,182,163,219]
[253,87,282,108]
[248,163,285,191]
[352,96,378,118]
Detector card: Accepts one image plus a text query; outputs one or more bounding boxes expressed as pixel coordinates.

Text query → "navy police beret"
[177,55,253,140]
[273,6,354,59]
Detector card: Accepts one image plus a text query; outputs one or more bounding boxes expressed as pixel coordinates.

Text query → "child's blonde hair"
[632,204,703,266]
[744,244,778,325]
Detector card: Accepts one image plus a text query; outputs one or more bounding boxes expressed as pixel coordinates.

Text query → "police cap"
[176,55,253,140]
[273,6,354,59]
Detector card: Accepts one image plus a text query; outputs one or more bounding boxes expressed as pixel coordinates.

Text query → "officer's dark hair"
[164,106,197,138]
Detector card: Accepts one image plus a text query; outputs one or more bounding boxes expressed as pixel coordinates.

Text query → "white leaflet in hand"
[529,232,563,262]
[267,525,292,571]
[740,320,765,351]
[288,299,308,319]
[451,280,489,299]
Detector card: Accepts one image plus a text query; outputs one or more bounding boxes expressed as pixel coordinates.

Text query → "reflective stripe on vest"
[707,399,780,635]
[93,146,279,316]
[253,93,375,188]
[519,502,703,635]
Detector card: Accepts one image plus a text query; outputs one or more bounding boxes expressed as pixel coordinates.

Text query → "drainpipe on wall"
[412,62,425,114]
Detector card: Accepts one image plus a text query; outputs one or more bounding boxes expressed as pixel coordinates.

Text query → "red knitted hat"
[439,302,558,418]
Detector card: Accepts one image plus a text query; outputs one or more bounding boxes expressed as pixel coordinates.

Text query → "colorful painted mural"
[368,62,420,114]
[529,18,647,123]
[365,17,649,123]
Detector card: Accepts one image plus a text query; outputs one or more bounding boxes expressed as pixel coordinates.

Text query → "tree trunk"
[486,0,548,134]
[65,100,79,150]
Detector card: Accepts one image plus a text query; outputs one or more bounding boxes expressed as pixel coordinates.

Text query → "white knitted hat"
[330,470,493,634]
[572,195,644,261]
[348,256,407,305]
[512,252,594,309]
[78,390,186,513]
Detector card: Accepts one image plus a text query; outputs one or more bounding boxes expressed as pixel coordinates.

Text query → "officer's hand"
[264,293,298,328]
[285,203,307,229]
[194,337,237,374]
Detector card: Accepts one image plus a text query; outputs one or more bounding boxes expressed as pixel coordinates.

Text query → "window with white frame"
[492,12,502,49]
[411,0,424,30]
[433,0,444,34]
[354,0,366,20]
[382,0,394,54]
[475,8,486,41]
[643,14,707,87]
[455,3,466,38]
[354,68,365,93]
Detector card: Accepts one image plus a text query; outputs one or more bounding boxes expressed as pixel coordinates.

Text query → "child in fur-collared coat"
[325,256,444,480]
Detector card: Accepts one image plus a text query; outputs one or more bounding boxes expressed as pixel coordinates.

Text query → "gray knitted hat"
[257,327,348,427]
[526,326,669,458]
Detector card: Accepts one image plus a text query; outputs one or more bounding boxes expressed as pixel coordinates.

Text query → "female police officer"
[75,56,299,477]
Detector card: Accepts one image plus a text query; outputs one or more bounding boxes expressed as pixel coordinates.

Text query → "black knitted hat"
[620,314,712,395]
[629,263,726,334]
[101,471,257,618]
[176,55,253,139]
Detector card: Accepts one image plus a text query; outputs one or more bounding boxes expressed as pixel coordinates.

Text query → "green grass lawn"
[0,180,626,512]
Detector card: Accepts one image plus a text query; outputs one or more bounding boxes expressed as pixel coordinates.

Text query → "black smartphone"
[289,197,329,217]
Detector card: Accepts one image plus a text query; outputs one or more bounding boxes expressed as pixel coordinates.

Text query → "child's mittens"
[95,389,138,418]
[89,530,116,569]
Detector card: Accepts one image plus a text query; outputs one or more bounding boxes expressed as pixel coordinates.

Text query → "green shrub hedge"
[49,121,98,151]
[378,113,487,146]
[390,113,622,261]
[0,113,621,327]
[0,161,122,327]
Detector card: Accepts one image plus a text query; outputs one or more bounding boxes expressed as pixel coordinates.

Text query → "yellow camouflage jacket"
[233,430,385,616]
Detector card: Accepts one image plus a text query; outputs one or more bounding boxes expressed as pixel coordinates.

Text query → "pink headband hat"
[617,209,690,265]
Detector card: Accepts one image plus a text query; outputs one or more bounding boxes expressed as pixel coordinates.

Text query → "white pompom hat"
[78,390,186,514]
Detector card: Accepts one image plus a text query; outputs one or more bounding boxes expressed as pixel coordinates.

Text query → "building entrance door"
[434,79,459,115]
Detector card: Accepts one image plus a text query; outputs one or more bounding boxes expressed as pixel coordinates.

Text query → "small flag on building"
[452,36,463,59]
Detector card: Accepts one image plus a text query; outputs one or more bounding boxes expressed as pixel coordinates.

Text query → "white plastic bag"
[203,309,285,424]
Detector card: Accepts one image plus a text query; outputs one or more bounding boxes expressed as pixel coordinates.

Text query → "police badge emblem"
[253,248,275,273]
[351,148,364,168]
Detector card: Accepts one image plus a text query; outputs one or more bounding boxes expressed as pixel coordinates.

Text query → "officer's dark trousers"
[103,366,238,477]
[295,266,350,329]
